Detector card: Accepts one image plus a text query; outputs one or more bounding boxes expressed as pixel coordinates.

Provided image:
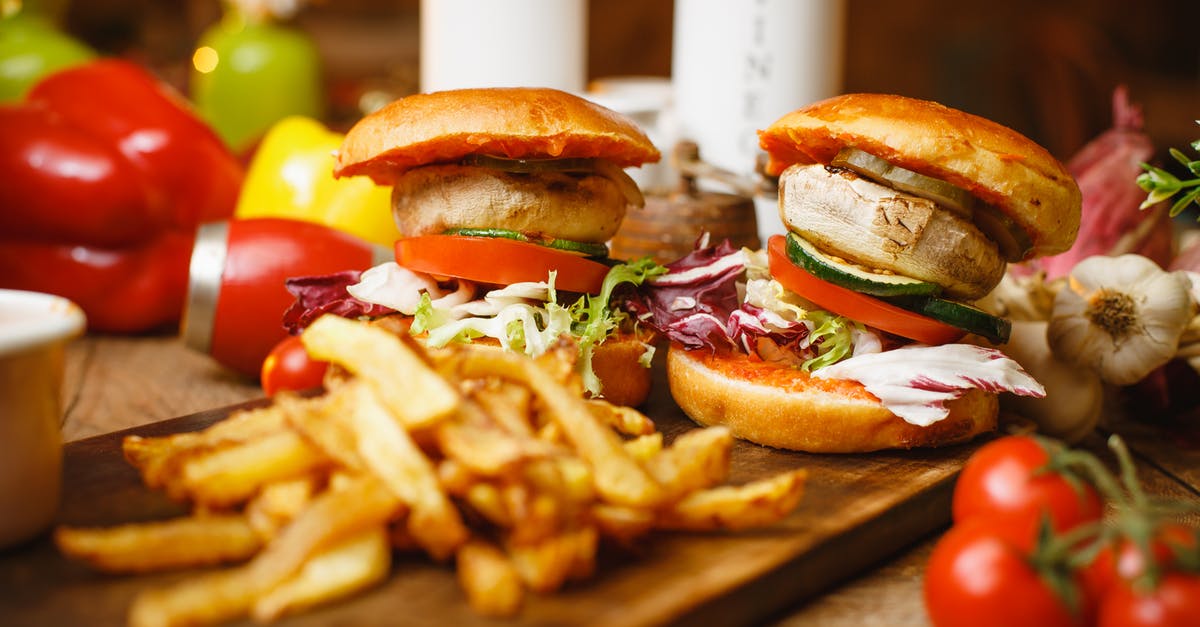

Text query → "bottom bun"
[589,333,654,407]
[666,345,996,453]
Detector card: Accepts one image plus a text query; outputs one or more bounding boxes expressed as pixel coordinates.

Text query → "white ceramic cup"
[0,290,85,548]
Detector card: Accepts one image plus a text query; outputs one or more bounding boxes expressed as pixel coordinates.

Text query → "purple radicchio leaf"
[727,303,811,355]
[281,270,395,335]
[628,239,746,351]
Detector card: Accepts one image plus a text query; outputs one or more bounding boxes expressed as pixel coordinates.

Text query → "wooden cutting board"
[0,364,978,627]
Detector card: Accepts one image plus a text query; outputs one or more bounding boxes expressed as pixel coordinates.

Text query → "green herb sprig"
[1137,122,1200,217]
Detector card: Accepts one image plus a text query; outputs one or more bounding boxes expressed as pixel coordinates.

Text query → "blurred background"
[4,0,1198,376]
[47,0,1199,163]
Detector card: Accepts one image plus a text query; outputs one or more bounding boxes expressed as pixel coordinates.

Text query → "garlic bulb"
[1048,254,1194,386]
[975,270,1061,322]
[1000,320,1104,443]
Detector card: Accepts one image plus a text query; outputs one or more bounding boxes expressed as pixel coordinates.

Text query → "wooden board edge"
[662,472,955,626]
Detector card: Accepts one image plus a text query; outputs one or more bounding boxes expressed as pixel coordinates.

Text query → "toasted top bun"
[667,345,997,453]
[336,87,661,186]
[758,93,1081,259]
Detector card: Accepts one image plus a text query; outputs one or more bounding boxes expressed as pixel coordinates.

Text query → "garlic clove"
[999,320,1103,443]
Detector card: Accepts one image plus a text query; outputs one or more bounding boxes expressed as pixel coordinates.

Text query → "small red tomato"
[1083,523,1199,603]
[953,435,1104,546]
[924,518,1085,627]
[1098,571,1200,627]
[260,334,328,396]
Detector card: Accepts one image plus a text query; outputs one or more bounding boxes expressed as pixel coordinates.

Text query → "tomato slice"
[766,235,965,345]
[395,235,610,293]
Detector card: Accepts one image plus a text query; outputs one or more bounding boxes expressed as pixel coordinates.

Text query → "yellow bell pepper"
[235,116,398,246]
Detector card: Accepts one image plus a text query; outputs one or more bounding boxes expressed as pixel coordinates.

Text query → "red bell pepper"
[0,59,243,333]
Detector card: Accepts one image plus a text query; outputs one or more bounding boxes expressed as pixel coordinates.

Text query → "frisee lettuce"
[801,311,860,371]
[744,276,861,371]
[411,259,666,397]
[571,257,666,394]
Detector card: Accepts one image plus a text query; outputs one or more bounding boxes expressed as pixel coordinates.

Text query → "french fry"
[623,432,663,462]
[658,469,809,532]
[507,526,598,594]
[565,525,599,582]
[301,314,459,429]
[278,390,364,472]
[532,337,582,389]
[468,380,535,437]
[456,539,524,618]
[200,404,291,442]
[55,514,262,574]
[465,482,511,527]
[502,483,561,546]
[436,458,476,497]
[245,476,319,539]
[387,522,422,553]
[585,400,656,436]
[644,426,733,499]
[129,475,401,627]
[123,404,288,489]
[555,457,596,506]
[177,430,328,508]
[535,420,564,445]
[343,381,469,561]
[435,401,560,476]
[440,347,665,508]
[590,503,655,543]
[129,562,258,627]
[59,317,813,626]
[121,435,178,479]
[527,457,594,512]
[252,527,391,623]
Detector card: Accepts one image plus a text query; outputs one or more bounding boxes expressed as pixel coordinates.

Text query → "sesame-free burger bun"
[335,87,661,185]
[589,332,655,407]
[758,93,1081,258]
[667,345,997,453]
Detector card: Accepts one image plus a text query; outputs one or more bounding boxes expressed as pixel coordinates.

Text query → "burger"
[643,93,1081,452]
[283,87,662,406]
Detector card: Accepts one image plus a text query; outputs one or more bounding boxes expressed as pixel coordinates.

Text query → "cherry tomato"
[395,235,611,294]
[765,235,965,345]
[260,335,328,396]
[924,518,1085,627]
[1098,571,1200,627]
[1083,523,1199,603]
[953,435,1104,547]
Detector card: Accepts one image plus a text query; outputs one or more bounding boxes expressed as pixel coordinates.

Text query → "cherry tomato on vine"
[260,334,328,396]
[1083,523,1199,604]
[1098,571,1200,627]
[924,518,1086,627]
[953,435,1104,546]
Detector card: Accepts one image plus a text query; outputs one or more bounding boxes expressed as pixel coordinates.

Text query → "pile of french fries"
[55,315,808,626]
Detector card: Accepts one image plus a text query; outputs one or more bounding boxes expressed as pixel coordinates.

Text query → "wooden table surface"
[55,332,1200,626]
